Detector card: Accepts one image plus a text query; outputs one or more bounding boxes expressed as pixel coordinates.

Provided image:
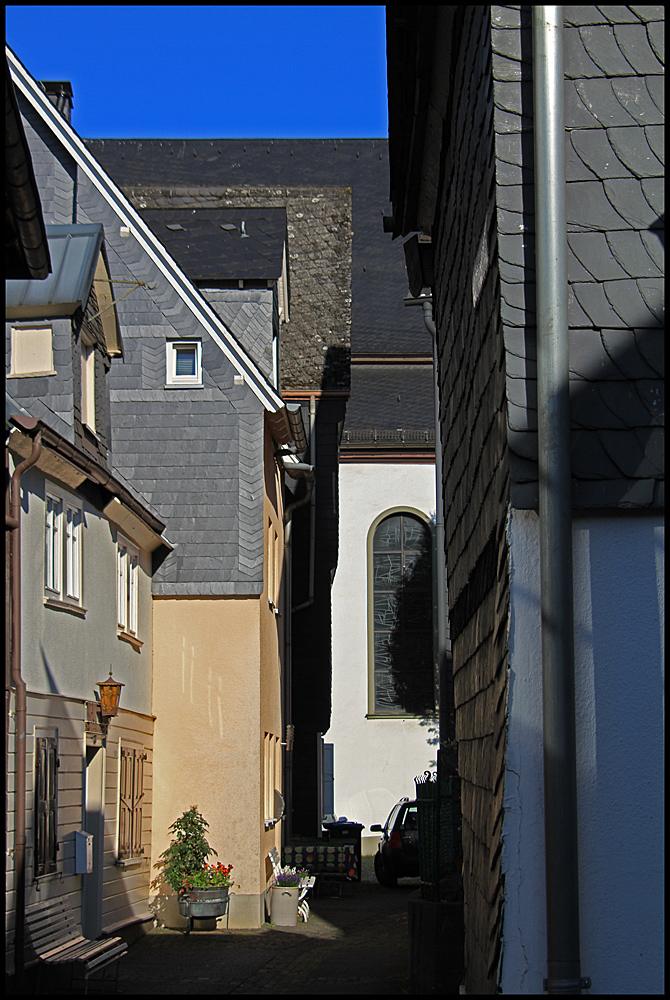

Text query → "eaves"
[6,46,284,417]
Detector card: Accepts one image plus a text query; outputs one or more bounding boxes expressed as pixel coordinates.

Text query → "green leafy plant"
[151,806,229,894]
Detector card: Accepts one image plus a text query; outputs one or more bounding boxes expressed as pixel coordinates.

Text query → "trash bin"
[322,820,365,881]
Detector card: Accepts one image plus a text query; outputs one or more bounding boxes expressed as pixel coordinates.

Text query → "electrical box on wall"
[75,830,94,874]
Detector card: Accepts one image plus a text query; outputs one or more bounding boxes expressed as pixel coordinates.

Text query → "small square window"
[165,340,202,387]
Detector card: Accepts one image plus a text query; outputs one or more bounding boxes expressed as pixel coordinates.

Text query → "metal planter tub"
[178,886,230,933]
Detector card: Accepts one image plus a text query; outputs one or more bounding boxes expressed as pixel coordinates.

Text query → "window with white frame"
[45,487,83,606]
[117,534,139,639]
[80,335,96,432]
[263,732,280,828]
[165,339,202,387]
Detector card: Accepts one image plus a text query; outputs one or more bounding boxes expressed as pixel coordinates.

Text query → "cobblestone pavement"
[117,858,419,995]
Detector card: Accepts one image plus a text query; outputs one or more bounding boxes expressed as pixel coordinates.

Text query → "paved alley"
[116,858,418,995]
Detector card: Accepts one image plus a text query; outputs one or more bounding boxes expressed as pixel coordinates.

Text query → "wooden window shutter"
[35,737,58,877]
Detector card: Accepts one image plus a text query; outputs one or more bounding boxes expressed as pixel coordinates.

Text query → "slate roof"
[138,207,286,282]
[342,363,436,446]
[85,139,430,357]
[86,138,434,438]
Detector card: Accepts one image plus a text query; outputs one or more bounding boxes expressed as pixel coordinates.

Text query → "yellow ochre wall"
[150,424,285,929]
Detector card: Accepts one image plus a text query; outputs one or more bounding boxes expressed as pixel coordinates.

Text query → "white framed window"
[80,336,96,432]
[263,732,280,828]
[165,339,202,387]
[117,534,139,639]
[45,487,82,606]
[10,325,56,377]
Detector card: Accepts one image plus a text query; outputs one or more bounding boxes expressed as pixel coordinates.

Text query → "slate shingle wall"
[492,4,664,509]
[12,97,270,595]
[433,8,510,993]
[6,317,75,442]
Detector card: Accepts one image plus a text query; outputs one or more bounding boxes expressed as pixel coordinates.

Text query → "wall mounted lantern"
[96,667,124,719]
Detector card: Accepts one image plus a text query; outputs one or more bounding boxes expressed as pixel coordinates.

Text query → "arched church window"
[369,511,435,716]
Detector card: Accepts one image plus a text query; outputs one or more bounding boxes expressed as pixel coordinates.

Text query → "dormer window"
[165,339,202,388]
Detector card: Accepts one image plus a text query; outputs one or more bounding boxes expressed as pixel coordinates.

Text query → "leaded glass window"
[371,513,435,715]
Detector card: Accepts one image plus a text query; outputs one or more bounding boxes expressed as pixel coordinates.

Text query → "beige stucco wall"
[152,596,267,927]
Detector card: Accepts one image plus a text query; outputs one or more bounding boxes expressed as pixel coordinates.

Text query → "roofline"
[8,412,173,551]
[6,46,285,414]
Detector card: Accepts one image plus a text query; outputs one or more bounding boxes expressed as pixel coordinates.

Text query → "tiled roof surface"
[138,207,286,281]
[342,363,435,438]
[84,139,429,356]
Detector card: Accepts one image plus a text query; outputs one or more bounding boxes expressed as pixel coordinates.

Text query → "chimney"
[40,81,73,123]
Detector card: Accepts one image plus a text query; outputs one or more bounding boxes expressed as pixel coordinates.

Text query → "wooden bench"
[25,897,128,994]
[267,847,316,922]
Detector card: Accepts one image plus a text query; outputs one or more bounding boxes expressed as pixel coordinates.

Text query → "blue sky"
[6,5,388,139]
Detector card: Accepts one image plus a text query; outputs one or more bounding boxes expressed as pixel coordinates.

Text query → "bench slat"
[25,898,127,978]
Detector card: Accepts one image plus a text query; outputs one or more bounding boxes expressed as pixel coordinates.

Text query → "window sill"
[118,631,143,652]
[9,370,57,378]
[44,597,86,617]
[115,856,147,868]
[164,382,203,390]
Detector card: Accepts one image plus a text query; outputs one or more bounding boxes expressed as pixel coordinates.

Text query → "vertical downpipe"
[7,430,43,986]
[532,8,584,994]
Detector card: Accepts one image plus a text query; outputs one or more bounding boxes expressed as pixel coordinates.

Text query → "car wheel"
[374,850,397,887]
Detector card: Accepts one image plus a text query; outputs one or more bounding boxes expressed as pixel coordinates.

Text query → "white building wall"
[330,461,437,854]
[500,509,664,994]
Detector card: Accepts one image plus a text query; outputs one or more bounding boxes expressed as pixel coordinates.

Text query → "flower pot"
[270,885,300,926]
[178,886,230,932]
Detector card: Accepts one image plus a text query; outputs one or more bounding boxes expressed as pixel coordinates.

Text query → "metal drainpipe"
[532,8,587,994]
[6,429,43,987]
[404,296,449,745]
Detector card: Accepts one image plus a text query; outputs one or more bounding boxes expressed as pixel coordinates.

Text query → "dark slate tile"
[574,78,638,126]
[636,278,664,325]
[604,278,663,326]
[564,27,608,77]
[600,427,663,476]
[564,8,608,27]
[645,75,665,117]
[603,328,664,378]
[579,25,639,75]
[603,178,660,228]
[644,125,664,165]
[569,231,628,279]
[569,329,618,380]
[574,128,636,178]
[608,126,664,177]
[613,23,665,74]
[597,6,647,24]
[567,178,634,230]
[570,429,622,476]
[567,246,598,282]
[640,177,664,220]
[572,281,623,327]
[606,230,663,278]
[611,78,664,124]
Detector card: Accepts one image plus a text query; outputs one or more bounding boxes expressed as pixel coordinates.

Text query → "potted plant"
[270,865,310,927]
[151,806,234,933]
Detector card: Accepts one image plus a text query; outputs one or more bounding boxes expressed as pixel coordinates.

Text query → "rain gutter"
[532,8,588,994]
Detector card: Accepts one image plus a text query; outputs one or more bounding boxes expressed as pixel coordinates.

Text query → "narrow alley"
[116,859,417,995]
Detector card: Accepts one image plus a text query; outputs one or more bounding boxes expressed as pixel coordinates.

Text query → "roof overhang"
[386,6,458,238]
[5,54,50,279]
[6,223,103,319]
[7,412,172,555]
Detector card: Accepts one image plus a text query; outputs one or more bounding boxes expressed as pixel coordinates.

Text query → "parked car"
[370,797,419,886]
